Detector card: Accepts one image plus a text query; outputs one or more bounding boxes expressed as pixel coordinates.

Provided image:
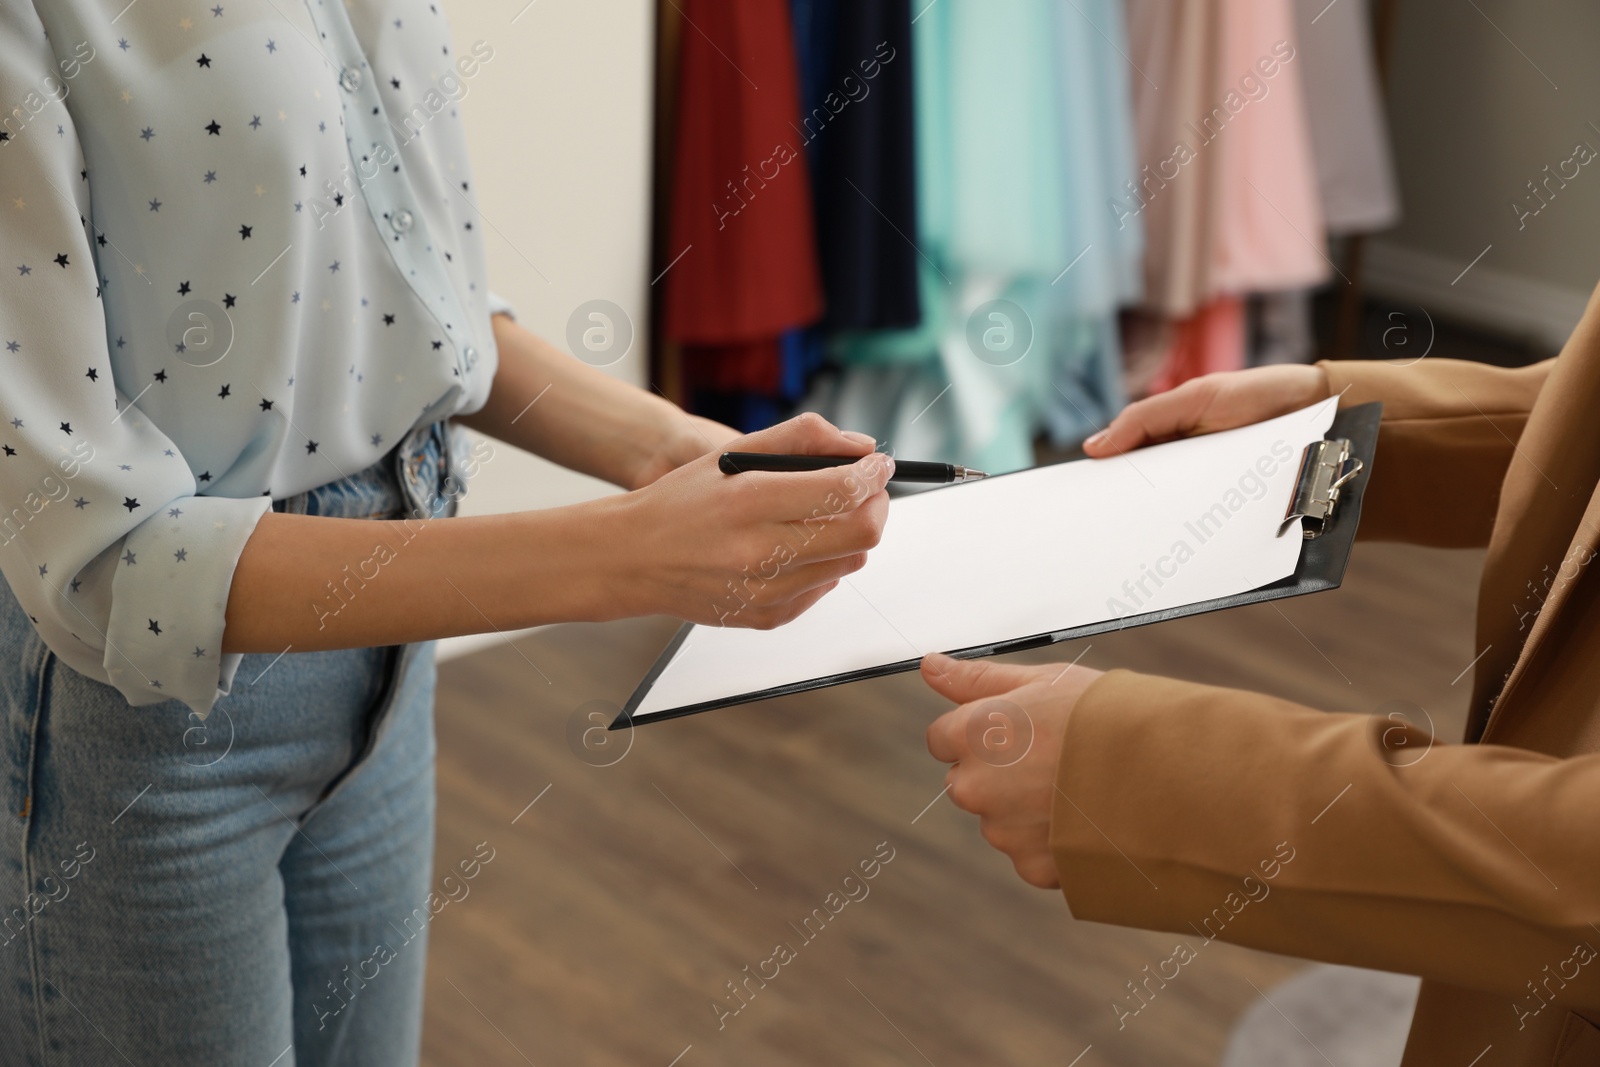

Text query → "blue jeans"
[0,421,461,1066]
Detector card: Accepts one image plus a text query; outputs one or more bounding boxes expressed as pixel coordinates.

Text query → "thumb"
[920,652,1046,705]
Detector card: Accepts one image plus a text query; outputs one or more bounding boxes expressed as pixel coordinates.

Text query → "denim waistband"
[272,420,461,522]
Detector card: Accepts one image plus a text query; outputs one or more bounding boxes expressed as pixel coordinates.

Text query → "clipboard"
[611,402,1381,729]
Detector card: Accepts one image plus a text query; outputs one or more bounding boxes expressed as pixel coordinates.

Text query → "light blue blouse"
[0,0,510,716]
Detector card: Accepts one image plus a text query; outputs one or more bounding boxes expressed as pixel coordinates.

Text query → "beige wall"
[447,0,654,516]
[440,0,656,656]
[1370,0,1600,347]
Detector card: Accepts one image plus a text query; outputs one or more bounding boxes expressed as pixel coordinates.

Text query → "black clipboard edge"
[610,402,1381,730]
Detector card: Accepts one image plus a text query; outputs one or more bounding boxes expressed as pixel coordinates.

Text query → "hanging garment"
[1292,0,1401,235]
[682,332,833,433]
[1122,0,1221,318]
[794,0,922,331]
[722,0,923,437]
[1147,296,1248,395]
[823,267,1059,476]
[811,0,1142,469]
[789,0,837,108]
[1053,0,1147,320]
[662,0,823,346]
[1041,0,1145,440]
[1124,0,1325,392]
[681,339,784,395]
[1206,0,1329,295]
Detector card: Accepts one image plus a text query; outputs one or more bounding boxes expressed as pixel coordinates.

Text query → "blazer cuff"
[1048,668,1600,1003]
[1314,358,1550,546]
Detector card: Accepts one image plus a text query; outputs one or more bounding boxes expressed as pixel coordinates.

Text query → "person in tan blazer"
[921,286,1600,1066]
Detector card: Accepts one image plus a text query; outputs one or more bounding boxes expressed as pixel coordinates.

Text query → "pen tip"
[956,466,988,481]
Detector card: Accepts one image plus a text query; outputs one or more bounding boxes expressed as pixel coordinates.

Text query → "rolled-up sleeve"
[0,9,270,716]
[485,290,517,320]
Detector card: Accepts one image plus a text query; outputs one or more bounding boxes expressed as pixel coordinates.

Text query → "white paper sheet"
[633,399,1339,719]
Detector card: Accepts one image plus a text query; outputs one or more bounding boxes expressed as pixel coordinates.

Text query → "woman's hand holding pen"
[604,412,894,630]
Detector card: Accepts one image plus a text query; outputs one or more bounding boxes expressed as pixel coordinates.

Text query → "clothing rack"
[647,0,1404,463]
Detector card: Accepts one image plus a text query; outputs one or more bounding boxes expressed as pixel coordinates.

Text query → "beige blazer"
[1052,285,1600,1066]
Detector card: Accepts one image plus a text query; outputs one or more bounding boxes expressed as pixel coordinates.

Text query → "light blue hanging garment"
[807,0,1143,471]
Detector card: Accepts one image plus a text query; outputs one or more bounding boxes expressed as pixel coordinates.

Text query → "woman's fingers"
[723,551,867,615]
[716,555,863,628]
[1083,366,1330,458]
[773,470,892,563]
[748,579,843,630]
[920,651,1051,705]
[1083,378,1216,457]
[732,411,874,458]
[738,449,895,520]
[719,414,893,556]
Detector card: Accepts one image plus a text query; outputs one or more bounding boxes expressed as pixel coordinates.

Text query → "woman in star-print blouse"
[0,2,890,1063]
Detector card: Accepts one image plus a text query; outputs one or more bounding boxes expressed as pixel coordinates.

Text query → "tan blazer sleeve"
[1052,670,1600,1012]
[1318,357,1550,546]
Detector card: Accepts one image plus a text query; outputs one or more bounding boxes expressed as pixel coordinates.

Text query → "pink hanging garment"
[1147,296,1247,395]
[1204,0,1329,296]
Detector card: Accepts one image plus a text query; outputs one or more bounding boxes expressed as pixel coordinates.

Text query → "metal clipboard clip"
[1282,437,1364,540]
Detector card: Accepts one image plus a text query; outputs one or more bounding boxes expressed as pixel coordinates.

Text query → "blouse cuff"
[486,290,518,320]
[104,494,273,717]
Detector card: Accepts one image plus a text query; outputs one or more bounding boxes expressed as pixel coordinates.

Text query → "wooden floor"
[420,541,1485,1067]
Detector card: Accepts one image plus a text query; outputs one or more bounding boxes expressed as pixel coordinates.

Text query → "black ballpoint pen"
[717,452,988,484]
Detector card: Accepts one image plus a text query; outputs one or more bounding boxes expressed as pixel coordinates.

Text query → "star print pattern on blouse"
[0,0,516,717]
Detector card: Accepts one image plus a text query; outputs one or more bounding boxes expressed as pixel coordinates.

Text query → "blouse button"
[391,209,415,234]
[339,68,362,93]
[463,346,478,370]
